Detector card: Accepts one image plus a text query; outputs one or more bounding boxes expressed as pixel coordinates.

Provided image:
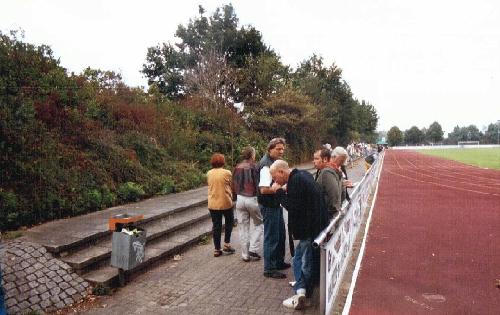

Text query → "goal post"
[457,141,480,148]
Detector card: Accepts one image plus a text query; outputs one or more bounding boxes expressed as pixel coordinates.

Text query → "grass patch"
[0,230,24,240]
[417,147,500,169]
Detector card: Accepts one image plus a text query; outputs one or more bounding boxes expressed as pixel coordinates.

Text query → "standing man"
[270,160,329,310]
[331,146,352,203]
[313,148,342,219]
[232,146,263,262]
[258,137,290,279]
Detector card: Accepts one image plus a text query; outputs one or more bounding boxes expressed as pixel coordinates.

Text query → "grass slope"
[417,147,500,170]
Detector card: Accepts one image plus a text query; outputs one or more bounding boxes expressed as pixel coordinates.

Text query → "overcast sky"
[2,0,500,134]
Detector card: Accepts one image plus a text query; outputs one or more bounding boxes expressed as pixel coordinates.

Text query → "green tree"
[387,126,404,146]
[426,121,444,143]
[446,124,481,143]
[482,122,500,144]
[142,4,268,100]
[247,88,319,161]
[404,126,425,145]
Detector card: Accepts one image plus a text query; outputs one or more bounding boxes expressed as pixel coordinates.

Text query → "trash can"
[109,214,146,271]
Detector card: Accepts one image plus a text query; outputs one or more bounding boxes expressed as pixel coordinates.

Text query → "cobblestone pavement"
[0,240,89,314]
[78,220,318,315]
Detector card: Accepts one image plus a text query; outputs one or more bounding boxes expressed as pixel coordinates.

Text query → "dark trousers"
[259,205,286,272]
[209,208,234,250]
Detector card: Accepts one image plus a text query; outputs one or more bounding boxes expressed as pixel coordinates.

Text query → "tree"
[247,88,319,160]
[142,4,269,100]
[482,122,500,144]
[353,100,379,142]
[426,121,444,143]
[404,126,424,145]
[184,50,236,113]
[446,124,481,143]
[387,126,404,146]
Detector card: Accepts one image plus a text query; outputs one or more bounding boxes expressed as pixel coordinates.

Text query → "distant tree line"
[0,5,378,230]
[386,121,500,146]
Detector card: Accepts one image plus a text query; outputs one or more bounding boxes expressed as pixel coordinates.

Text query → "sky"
[2,0,500,135]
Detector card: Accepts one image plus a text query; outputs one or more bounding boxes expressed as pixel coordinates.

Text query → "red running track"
[349,150,500,315]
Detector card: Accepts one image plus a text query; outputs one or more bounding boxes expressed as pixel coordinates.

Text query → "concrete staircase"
[23,187,212,288]
[24,163,317,288]
[62,204,212,287]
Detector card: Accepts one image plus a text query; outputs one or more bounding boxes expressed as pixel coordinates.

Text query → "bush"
[82,189,102,212]
[101,185,116,207]
[146,175,175,195]
[0,189,18,231]
[117,182,145,202]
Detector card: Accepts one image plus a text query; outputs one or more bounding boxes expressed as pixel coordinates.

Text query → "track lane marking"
[385,169,500,197]
[397,156,500,192]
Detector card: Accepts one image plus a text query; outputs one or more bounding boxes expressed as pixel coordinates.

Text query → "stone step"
[61,204,210,274]
[81,215,214,287]
[25,188,208,256]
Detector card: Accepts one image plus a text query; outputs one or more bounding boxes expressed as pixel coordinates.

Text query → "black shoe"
[264,270,286,279]
[223,244,235,254]
[277,262,291,270]
[248,251,261,260]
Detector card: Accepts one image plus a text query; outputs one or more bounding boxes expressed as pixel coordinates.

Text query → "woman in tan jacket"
[207,153,236,257]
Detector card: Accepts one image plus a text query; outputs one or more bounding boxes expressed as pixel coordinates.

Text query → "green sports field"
[417,147,500,170]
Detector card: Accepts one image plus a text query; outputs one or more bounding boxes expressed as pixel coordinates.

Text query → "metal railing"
[316,151,385,315]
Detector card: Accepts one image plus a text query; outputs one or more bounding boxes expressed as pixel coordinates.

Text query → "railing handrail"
[313,153,380,248]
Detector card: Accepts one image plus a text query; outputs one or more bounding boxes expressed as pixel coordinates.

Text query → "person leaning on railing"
[270,159,329,310]
[313,148,342,220]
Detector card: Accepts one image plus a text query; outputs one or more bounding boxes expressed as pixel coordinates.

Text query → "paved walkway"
[72,160,366,315]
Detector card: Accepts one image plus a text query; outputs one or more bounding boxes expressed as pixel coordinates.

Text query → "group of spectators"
[206,137,354,310]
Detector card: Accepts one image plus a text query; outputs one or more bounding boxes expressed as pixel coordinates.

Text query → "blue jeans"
[293,238,313,295]
[0,265,6,315]
[259,205,286,272]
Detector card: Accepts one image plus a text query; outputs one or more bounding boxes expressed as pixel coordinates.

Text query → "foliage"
[117,182,145,202]
[404,126,425,145]
[0,230,23,240]
[387,126,404,146]
[445,125,482,144]
[426,121,444,143]
[482,122,500,144]
[0,5,380,231]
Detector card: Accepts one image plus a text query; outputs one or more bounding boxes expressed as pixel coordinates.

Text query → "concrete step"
[82,215,213,287]
[25,189,208,256]
[61,204,210,274]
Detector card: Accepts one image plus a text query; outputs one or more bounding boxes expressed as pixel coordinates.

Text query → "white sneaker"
[288,281,296,287]
[282,294,306,310]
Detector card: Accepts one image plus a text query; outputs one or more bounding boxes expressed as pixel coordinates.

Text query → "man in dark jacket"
[270,160,329,310]
[257,137,290,279]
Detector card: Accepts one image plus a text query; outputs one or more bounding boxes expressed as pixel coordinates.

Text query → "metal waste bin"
[109,214,146,272]
[110,226,146,271]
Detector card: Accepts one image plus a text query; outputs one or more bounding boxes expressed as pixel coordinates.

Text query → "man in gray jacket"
[313,148,342,219]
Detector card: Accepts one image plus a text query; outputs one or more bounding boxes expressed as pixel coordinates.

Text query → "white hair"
[332,146,348,157]
[269,159,289,172]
